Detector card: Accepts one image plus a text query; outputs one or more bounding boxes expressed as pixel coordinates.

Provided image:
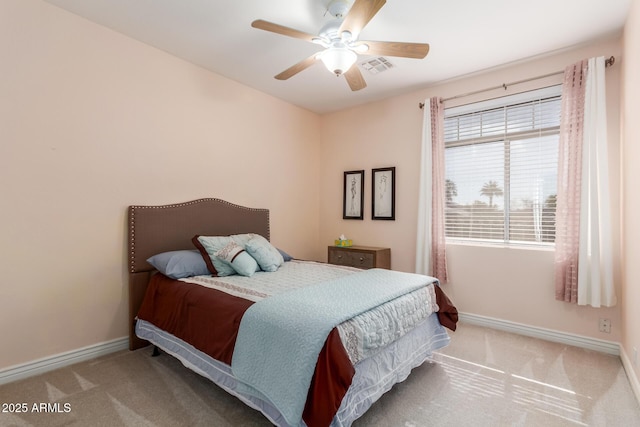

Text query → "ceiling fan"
[251,0,430,91]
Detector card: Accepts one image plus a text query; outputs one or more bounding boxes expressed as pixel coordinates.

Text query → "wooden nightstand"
[327,245,391,270]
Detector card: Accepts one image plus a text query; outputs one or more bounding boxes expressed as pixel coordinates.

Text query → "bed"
[128,198,457,427]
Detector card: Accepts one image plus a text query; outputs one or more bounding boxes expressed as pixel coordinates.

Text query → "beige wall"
[0,0,322,369]
[622,0,640,389]
[320,37,624,342]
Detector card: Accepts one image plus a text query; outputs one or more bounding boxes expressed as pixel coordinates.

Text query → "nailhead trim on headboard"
[128,198,270,273]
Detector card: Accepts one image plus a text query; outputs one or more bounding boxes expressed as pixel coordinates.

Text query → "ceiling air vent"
[361,57,394,74]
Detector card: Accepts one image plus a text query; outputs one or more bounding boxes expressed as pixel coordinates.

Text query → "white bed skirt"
[135,313,449,427]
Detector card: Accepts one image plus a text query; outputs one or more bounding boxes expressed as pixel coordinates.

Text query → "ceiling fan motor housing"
[319,19,343,42]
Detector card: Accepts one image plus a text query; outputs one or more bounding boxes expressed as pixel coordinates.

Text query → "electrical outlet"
[599,318,611,333]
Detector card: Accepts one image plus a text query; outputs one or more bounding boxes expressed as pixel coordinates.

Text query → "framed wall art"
[372,167,395,220]
[343,170,364,220]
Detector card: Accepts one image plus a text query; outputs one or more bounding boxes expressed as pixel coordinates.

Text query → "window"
[444,86,561,245]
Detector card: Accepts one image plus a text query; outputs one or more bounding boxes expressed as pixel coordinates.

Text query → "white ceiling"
[43,0,631,114]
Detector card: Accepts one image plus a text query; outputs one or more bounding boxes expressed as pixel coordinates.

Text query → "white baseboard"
[0,337,129,385]
[459,312,620,355]
[620,347,640,406]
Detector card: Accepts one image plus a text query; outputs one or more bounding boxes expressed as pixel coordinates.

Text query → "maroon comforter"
[137,273,457,426]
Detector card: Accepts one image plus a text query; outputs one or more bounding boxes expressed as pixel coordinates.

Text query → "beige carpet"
[1,323,639,426]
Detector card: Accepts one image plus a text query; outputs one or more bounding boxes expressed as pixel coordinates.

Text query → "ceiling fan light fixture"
[320,48,357,76]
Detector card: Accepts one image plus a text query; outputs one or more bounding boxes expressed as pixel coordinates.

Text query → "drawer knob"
[337,254,343,259]
[359,257,364,262]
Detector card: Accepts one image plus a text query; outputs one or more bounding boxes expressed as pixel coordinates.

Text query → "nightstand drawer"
[327,246,391,270]
[329,250,374,268]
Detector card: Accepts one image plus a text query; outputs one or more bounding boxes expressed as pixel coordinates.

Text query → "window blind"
[443,86,561,245]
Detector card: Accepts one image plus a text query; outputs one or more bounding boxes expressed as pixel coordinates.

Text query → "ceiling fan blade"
[339,0,386,38]
[344,66,367,91]
[251,19,317,42]
[360,41,430,59]
[275,54,319,80]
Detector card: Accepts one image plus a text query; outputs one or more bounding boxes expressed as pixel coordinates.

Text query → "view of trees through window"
[443,89,561,245]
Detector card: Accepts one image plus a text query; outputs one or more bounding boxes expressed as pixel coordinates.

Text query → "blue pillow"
[214,242,259,277]
[277,248,293,262]
[147,250,210,279]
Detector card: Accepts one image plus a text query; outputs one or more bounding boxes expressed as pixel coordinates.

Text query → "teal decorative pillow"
[245,234,284,272]
[214,242,259,277]
[192,235,236,276]
[193,234,262,276]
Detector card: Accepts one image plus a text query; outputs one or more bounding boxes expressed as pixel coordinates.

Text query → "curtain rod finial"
[419,102,425,110]
[605,56,615,67]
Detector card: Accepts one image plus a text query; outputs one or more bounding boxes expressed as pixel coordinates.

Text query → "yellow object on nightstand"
[334,239,353,247]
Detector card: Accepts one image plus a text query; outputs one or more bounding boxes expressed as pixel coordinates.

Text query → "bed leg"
[151,346,161,357]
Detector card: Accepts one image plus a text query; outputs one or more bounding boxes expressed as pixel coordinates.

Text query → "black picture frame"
[372,167,395,220]
[343,170,364,220]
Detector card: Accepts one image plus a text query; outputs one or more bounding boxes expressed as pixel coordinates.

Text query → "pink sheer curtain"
[430,98,448,282]
[555,60,587,302]
[416,97,448,283]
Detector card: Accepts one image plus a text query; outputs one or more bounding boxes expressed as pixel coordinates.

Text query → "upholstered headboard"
[127,198,270,350]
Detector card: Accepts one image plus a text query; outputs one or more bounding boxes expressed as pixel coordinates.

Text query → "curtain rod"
[418,55,615,109]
